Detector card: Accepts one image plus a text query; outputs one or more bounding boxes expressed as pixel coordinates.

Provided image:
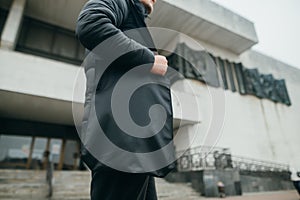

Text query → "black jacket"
[76,0,174,177]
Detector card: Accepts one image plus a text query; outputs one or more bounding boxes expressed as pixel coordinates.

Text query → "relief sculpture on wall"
[167,43,291,106]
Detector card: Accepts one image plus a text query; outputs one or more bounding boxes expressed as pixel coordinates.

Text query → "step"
[155,178,202,200]
[0,170,204,200]
[0,170,48,200]
[51,171,90,200]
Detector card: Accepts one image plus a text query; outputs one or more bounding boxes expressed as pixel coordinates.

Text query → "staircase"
[0,170,48,200]
[51,171,90,200]
[155,178,201,200]
[0,170,203,200]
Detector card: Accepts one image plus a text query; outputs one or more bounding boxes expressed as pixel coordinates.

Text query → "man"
[290,167,300,197]
[76,0,174,199]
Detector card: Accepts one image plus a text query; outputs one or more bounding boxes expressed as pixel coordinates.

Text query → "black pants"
[91,170,158,200]
[294,181,300,195]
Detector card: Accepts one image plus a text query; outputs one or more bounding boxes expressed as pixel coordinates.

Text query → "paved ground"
[155,177,300,200]
[0,170,299,200]
[205,190,299,200]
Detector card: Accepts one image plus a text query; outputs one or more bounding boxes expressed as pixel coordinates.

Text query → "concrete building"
[0,0,299,194]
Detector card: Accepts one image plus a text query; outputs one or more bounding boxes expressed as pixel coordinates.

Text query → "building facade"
[0,0,299,179]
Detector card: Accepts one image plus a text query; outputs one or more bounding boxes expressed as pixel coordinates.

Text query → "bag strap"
[128,0,158,53]
[129,0,147,27]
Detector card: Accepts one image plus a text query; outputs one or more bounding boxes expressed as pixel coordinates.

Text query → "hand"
[150,55,168,76]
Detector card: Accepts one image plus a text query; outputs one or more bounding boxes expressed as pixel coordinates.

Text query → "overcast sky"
[211,0,300,69]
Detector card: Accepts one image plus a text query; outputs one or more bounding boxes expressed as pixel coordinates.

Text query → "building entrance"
[0,135,80,170]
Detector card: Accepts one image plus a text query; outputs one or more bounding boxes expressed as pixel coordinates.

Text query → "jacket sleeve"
[75,0,155,65]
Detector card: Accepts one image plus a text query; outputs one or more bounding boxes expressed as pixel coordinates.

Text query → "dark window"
[216,57,228,90]
[225,60,236,92]
[16,16,85,65]
[0,8,9,36]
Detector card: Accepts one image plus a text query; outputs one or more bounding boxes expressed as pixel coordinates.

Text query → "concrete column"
[26,136,36,169]
[58,139,66,170]
[0,0,26,50]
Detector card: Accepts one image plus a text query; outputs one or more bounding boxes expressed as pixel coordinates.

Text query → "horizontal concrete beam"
[148,0,258,54]
[0,49,79,101]
[0,50,202,125]
[2,0,258,54]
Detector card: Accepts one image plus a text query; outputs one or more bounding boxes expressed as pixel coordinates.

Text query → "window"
[0,135,32,169]
[16,16,85,65]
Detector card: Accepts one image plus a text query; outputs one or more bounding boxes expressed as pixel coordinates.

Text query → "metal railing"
[176,146,230,171]
[176,146,289,172]
[231,155,289,172]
